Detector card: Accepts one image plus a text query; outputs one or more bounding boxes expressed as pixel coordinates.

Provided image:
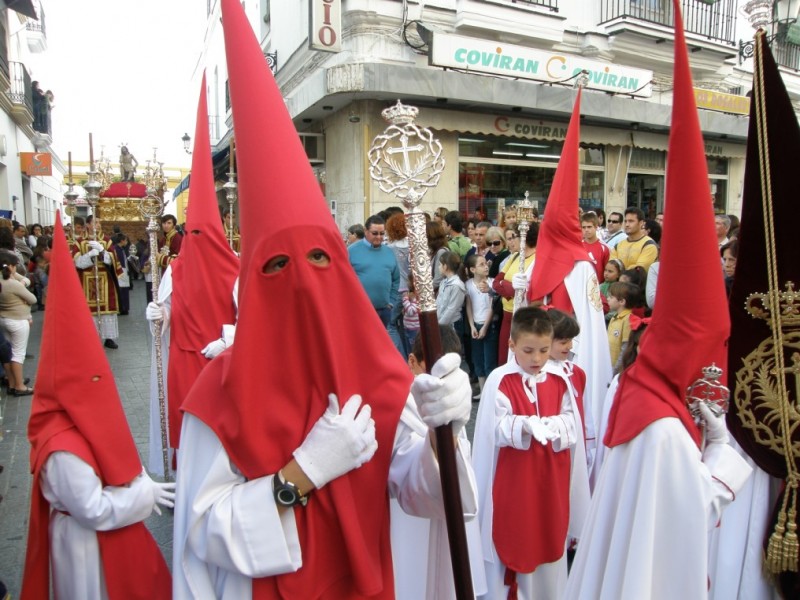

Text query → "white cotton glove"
[698,401,729,445]
[87,240,104,253]
[148,476,176,516]
[102,251,112,265]
[524,415,559,446]
[409,353,472,436]
[85,248,100,258]
[511,272,529,292]
[145,301,164,322]
[293,394,377,489]
[201,338,227,359]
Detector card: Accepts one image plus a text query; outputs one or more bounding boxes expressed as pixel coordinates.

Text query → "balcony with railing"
[8,61,33,127]
[507,0,559,10]
[600,0,737,46]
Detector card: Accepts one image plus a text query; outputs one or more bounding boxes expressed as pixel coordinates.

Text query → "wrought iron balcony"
[774,39,800,70]
[600,0,737,45]
[8,61,33,125]
[508,0,559,10]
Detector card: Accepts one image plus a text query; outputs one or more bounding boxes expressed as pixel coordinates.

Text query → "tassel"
[504,567,518,600]
[766,508,787,574]
[783,502,799,573]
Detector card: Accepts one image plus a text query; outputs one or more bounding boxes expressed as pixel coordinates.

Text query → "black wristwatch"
[273,471,308,507]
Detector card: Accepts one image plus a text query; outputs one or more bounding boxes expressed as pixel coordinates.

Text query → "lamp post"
[182,132,192,155]
[740,0,800,60]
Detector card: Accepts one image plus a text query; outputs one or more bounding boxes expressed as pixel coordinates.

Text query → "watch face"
[276,486,298,506]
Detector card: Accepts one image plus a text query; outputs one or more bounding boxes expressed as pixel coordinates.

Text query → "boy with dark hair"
[444,210,472,257]
[610,207,659,271]
[606,281,639,372]
[580,212,610,283]
[473,306,585,599]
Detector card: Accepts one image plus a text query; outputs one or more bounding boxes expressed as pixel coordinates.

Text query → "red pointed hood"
[605,0,729,448]
[181,1,411,597]
[168,73,239,448]
[171,71,238,348]
[528,89,590,307]
[28,216,141,482]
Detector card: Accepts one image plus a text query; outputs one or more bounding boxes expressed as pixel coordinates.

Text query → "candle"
[230,137,235,174]
[89,133,94,167]
[68,151,72,183]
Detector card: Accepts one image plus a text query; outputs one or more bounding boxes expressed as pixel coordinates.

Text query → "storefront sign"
[20,152,52,176]
[430,33,653,97]
[693,88,750,116]
[309,0,342,53]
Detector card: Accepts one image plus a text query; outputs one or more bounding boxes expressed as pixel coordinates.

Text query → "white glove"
[201,338,227,359]
[87,240,104,252]
[511,272,529,292]
[145,301,164,322]
[293,394,377,489]
[148,476,176,516]
[524,415,559,446]
[410,353,471,436]
[698,401,729,445]
[85,248,100,258]
[102,251,112,265]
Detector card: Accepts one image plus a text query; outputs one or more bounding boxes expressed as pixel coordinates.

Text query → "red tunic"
[493,372,571,573]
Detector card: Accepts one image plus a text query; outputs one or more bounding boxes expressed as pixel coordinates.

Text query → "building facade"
[0,0,65,226]
[197,0,800,231]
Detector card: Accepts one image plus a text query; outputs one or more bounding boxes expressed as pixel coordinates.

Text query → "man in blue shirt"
[348,215,399,329]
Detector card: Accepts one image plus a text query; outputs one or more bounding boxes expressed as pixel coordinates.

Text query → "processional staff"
[513,192,535,314]
[369,100,474,600]
[64,151,77,243]
[223,137,238,251]
[84,134,103,325]
[139,155,171,480]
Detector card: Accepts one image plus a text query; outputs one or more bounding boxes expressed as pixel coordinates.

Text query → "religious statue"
[119,146,138,182]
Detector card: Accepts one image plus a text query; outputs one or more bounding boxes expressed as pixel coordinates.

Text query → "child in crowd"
[401,272,421,352]
[465,254,496,399]
[436,251,466,327]
[600,258,622,311]
[547,308,590,451]
[619,267,648,317]
[580,212,609,284]
[606,282,639,373]
[473,307,584,599]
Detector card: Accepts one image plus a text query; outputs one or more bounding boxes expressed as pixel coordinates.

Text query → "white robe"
[172,398,479,599]
[707,438,780,600]
[389,399,487,599]
[41,452,157,600]
[564,418,753,600]
[472,360,589,600]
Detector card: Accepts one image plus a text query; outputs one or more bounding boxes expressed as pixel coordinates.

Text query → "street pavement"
[0,277,483,596]
[0,281,174,597]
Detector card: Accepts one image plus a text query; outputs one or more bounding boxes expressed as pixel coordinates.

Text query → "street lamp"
[182,132,192,154]
[740,0,800,59]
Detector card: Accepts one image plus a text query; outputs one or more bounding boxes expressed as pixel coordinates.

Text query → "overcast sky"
[34,0,206,172]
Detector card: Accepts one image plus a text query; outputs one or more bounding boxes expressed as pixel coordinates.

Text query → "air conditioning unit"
[300,133,326,164]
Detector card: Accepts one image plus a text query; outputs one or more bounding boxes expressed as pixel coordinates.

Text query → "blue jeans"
[471,321,498,377]
[387,303,407,357]
[375,306,391,329]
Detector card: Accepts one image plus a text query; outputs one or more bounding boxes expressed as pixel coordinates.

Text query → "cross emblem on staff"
[385,134,425,175]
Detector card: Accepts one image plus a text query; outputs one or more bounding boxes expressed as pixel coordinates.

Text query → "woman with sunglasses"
[484,226,507,270]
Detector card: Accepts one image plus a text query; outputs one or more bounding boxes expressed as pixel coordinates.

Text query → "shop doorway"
[626,174,663,219]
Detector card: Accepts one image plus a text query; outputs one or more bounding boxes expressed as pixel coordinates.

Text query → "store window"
[707,156,728,214]
[458,136,605,221]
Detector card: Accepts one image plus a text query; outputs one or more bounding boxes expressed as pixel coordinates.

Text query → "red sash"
[493,373,570,573]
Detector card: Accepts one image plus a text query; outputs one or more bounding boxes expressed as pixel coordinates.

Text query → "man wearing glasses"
[604,212,625,249]
[348,214,400,329]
